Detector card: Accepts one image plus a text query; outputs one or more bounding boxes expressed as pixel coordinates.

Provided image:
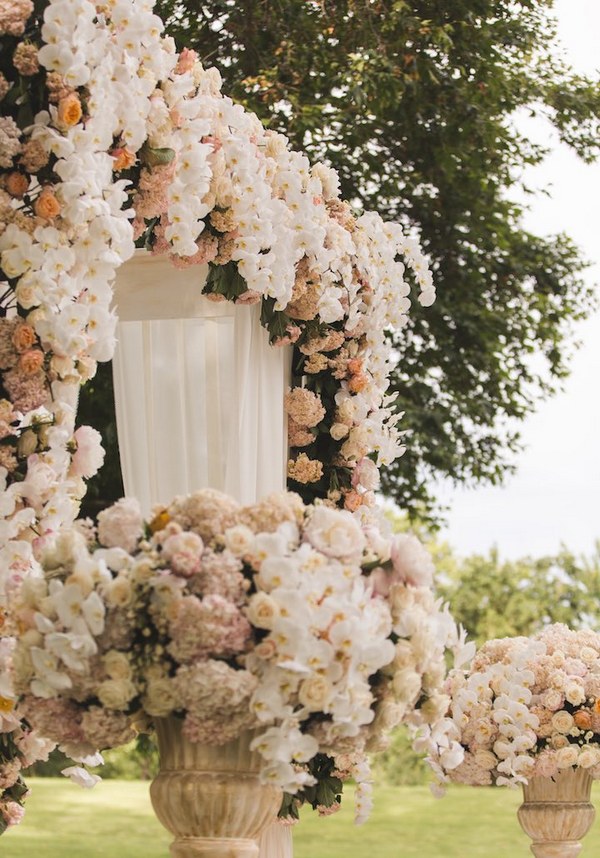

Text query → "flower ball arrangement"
[429,624,600,791]
[14,489,467,823]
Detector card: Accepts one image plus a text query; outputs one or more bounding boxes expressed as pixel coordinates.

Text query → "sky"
[433,0,600,560]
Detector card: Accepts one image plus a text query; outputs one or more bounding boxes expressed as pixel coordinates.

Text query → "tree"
[117,0,596,524]
[437,544,600,644]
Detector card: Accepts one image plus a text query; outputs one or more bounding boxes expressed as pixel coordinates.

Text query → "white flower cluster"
[428,624,600,792]
[0,0,176,597]
[13,489,464,822]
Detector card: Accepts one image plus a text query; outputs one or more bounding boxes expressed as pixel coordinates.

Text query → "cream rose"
[580,646,599,665]
[97,679,137,710]
[143,678,179,717]
[565,683,586,706]
[298,675,333,711]
[555,744,579,769]
[103,650,132,681]
[391,667,422,705]
[551,710,575,734]
[578,746,600,769]
[106,576,134,608]
[224,525,255,557]
[246,593,280,630]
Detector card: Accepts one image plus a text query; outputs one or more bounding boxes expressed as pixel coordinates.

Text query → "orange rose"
[57,92,82,127]
[574,709,593,730]
[594,699,600,715]
[111,147,136,171]
[34,187,61,219]
[6,171,29,198]
[19,349,44,375]
[12,323,36,353]
[343,490,363,512]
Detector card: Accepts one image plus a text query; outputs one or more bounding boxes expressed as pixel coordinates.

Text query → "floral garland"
[427,624,600,792]
[0,0,449,829]
[14,488,468,822]
[0,0,434,596]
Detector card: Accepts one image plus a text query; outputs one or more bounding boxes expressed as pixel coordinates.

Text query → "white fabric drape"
[112,252,290,516]
[112,251,293,856]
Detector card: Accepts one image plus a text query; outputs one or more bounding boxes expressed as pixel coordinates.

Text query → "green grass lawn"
[2,778,600,857]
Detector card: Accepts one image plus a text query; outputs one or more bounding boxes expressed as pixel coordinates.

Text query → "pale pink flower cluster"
[429,624,600,792]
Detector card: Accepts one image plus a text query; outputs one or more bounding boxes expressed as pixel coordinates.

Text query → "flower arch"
[0,0,436,597]
[0,0,469,832]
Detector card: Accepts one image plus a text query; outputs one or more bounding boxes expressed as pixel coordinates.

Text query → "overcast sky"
[434,0,600,560]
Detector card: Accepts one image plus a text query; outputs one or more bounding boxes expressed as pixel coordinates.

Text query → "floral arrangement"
[0,638,55,833]
[13,489,468,822]
[427,624,600,791]
[0,0,448,832]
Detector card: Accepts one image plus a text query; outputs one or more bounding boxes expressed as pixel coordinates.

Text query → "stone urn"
[517,768,596,857]
[150,717,282,858]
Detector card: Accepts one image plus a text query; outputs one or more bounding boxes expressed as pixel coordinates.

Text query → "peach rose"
[57,93,82,127]
[6,172,28,198]
[18,349,44,374]
[12,323,36,352]
[111,147,136,171]
[348,372,368,393]
[33,187,61,219]
[574,709,593,731]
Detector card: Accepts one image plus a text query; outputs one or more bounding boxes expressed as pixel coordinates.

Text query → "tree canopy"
[80,1,600,521]
[144,0,598,521]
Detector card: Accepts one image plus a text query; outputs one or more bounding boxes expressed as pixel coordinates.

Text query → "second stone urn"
[150,717,282,858]
[517,768,596,857]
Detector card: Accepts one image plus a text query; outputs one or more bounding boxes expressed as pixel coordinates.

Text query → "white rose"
[298,675,333,711]
[551,710,575,734]
[97,679,137,710]
[304,506,366,561]
[578,747,600,769]
[580,647,599,665]
[103,651,132,681]
[555,745,579,769]
[143,678,179,717]
[224,525,255,557]
[246,593,280,630]
[550,733,570,750]
[541,689,563,711]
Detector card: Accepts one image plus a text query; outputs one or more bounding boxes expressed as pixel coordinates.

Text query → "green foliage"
[371,725,429,786]
[137,0,598,523]
[439,543,600,645]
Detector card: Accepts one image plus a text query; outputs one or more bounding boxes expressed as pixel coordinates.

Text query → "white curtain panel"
[112,252,293,857]
[111,251,290,516]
